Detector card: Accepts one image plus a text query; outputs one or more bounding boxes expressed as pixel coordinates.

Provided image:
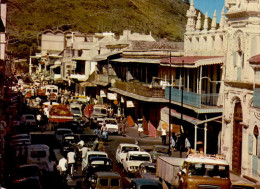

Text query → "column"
[194,125,198,152]
[29,57,32,75]
[204,123,207,154]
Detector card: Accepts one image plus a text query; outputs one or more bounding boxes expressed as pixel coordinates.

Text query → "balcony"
[113,80,165,98]
[165,87,222,109]
[253,88,260,108]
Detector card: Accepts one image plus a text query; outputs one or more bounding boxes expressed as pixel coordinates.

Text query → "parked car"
[55,128,73,144]
[122,151,152,175]
[61,133,80,155]
[116,143,140,164]
[9,177,42,189]
[81,151,108,171]
[20,114,37,131]
[104,118,118,134]
[11,133,31,146]
[59,121,83,133]
[150,145,169,162]
[27,144,54,172]
[83,157,113,183]
[8,164,42,188]
[135,163,157,180]
[130,178,162,189]
[89,172,122,189]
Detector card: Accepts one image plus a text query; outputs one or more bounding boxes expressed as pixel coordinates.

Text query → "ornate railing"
[165,87,222,108]
[114,80,165,98]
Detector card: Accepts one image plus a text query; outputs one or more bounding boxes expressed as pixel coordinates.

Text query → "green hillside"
[6,0,191,57]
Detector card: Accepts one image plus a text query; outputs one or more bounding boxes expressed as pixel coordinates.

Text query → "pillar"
[204,123,207,154]
[194,125,198,152]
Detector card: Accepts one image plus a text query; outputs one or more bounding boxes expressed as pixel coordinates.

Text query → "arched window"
[253,125,259,156]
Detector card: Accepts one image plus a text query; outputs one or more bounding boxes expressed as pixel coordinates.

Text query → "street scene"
[1,0,260,188]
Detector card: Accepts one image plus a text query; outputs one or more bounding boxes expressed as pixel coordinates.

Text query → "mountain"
[6,0,191,57]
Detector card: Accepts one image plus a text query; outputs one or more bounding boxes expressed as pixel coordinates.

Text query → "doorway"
[232,102,243,175]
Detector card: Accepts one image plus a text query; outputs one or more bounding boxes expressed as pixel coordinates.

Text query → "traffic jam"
[0,80,250,189]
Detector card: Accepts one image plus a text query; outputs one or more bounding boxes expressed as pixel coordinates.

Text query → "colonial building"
[179,0,260,182]
[221,0,260,181]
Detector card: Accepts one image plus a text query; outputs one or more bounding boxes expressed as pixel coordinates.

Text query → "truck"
[156,155,231,189]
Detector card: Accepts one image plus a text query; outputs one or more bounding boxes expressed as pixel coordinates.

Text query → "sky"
[192,0,225,23]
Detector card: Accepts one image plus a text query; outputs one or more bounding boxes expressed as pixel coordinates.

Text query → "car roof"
[94,171,121,178]
[27,144,49,150]
[89,157,111,162]
[127,151,150,155]
[87,151,108,155]
[119,143,140,148]
[132,178,161,185]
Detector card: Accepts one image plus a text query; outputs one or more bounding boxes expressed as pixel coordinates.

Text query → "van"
[178,155,231,189]
[70,103,83,117]
[27,144,54,172]
[90,172,122,189]
[42,85,58,96]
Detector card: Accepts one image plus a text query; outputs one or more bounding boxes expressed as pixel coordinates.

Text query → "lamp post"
[168,51,172,156]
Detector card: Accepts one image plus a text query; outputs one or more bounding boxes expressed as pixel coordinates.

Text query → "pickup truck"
[122,151,152,175]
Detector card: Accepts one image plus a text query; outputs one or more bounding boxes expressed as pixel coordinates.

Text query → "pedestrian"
[137,119,143,138]
[57,157,68,177]
[171,132,176,152]
[185,136,191,157]
[67,148,76,177]
[161,128,167,145]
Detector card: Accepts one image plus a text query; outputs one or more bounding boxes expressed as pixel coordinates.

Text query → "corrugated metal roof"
[160,56,223,68]
[110,58,160,64]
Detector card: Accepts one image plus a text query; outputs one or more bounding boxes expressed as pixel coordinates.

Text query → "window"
[111,179,119,186]
[256,70,260,83]
[100,179,108,186]
[31,151,46,158]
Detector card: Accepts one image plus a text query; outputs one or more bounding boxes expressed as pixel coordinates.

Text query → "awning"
[107,93,117,100]
[160,56,224,68]
[50,65,60,69]
[79,81,96,87]
[161,107,222,126]
[111,58,160,64]
[100,90,106,98]
[126,101,135,108]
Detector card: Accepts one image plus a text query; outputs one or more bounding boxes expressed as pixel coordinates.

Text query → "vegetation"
[6,0,193,58]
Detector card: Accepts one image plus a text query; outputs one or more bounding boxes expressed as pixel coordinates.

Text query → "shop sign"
[126,101,134,108]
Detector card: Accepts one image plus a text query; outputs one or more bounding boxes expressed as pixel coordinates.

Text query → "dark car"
[83,157,113,183]
[61,133,80,155]
[10,177,42,189]
[135,163,158,180]
[59,121,83,133]
[130,178,162,189]
[8,164,42,188]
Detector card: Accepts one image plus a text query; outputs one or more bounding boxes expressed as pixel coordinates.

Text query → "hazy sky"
[193,0,225,22]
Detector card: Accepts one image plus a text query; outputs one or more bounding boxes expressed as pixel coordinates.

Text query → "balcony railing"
[253,88,260,108]
[114,80,165,98]
[165,87,222,108]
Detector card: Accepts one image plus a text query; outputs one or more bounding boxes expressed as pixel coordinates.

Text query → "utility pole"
[168,51,172,156]
[180,60,184,158]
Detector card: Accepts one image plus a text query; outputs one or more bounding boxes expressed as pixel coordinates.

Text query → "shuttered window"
[248,134,253,155]
[256,70,260,83]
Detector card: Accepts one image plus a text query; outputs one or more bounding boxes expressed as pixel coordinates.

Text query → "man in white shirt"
[81,146,89,159]
[161,128,167,145]
[67,149,76,176]
[58,157,68,176]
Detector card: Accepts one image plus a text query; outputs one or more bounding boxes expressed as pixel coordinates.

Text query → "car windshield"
[15,166,40,178]
[187,163,229,178]
[71,108,81,114]
[31,151,46,158]
[106,119,117,124]
[57,130,71,135]
[122,146,139,153]
[26,115,34,120]
[88,154,106,161]
[129,155,150,161]
[144,165,156,173]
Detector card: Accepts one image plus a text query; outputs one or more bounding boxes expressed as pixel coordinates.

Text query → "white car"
[81,151,108,171]
[105,118,118,134]
[116,143,140,164]
[122,151,152,175]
